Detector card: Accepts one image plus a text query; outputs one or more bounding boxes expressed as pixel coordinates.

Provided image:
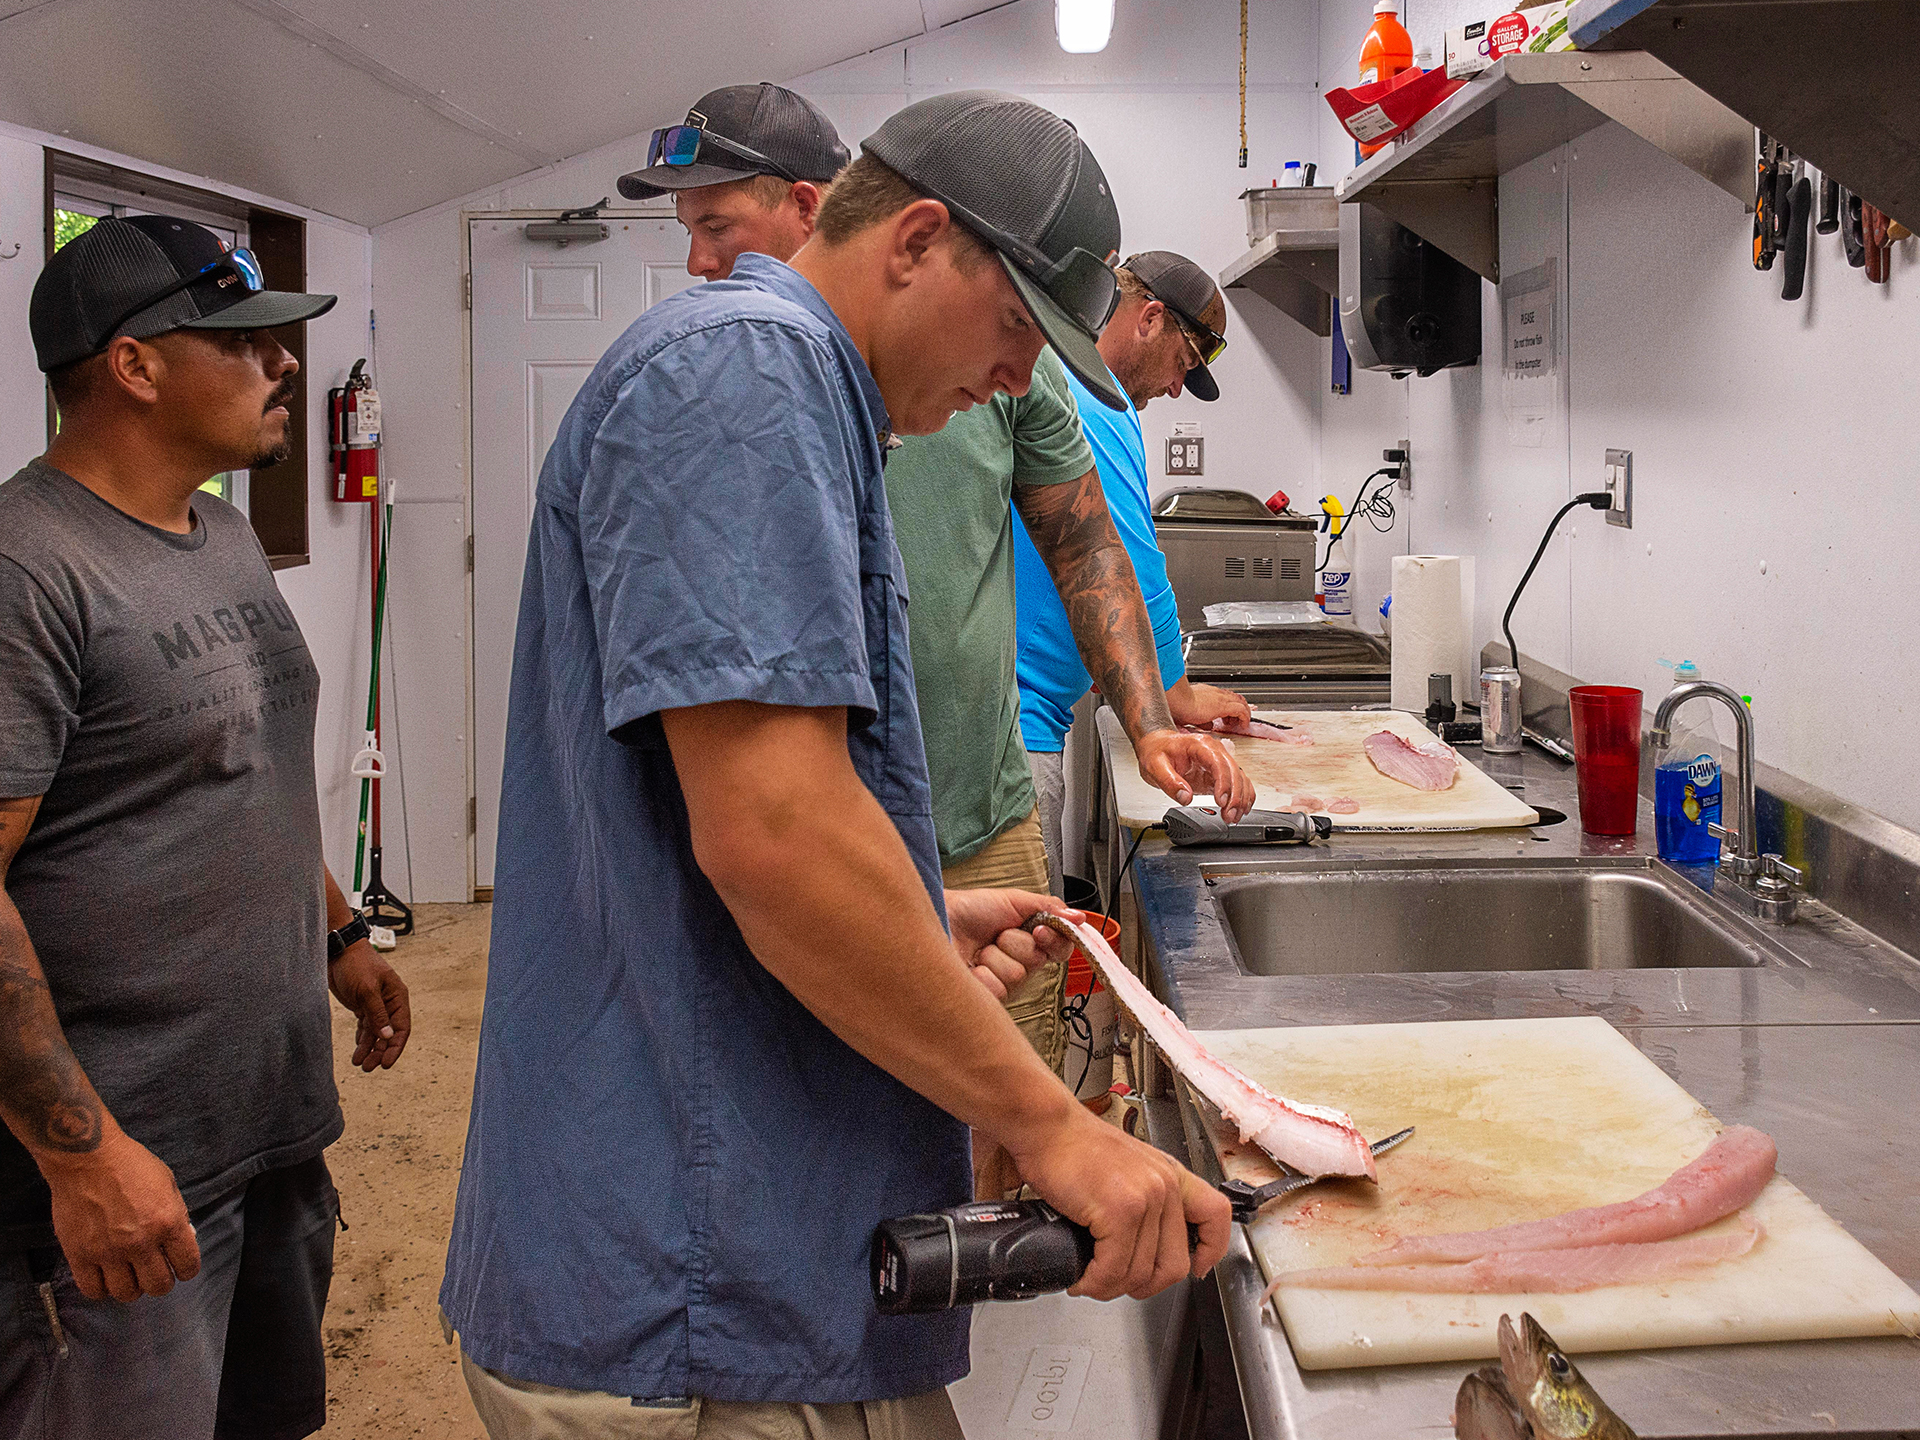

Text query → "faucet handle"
[1707,820,1738,845]
[1761,853,1804,887]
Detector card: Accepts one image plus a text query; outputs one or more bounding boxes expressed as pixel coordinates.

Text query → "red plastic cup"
[1569,686,1643,836]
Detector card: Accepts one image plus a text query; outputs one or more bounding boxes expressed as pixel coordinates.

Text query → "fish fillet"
[1363,730,1459,791]
[1188,717,1315,745]
[1358,1126,1776,1266]
[1037,915,1374,1179]
[1267,1216,1762,1298]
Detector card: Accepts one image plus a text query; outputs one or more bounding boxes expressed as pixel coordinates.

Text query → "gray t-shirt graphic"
[0,461,340,1246]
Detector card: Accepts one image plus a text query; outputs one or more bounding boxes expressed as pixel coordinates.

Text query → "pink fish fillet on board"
[1363,730,1459,790]
[1186,717,1315,745]
[1358,1125,1777,1266]
[1035,915,1374,1180]
[1266,1216,1763,1299]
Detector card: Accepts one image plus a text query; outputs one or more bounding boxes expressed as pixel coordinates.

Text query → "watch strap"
[328,913,372,961]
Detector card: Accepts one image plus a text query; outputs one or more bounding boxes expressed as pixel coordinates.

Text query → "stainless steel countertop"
[1108,729,1920,1440]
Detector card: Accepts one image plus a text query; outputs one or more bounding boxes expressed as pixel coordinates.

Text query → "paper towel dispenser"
[1338,202,1481,377]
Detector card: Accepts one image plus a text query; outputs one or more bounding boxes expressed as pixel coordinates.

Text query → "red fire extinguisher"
[328,359,381,503]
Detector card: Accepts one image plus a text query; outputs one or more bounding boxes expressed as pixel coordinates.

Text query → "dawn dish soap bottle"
[1653,659,1725,864]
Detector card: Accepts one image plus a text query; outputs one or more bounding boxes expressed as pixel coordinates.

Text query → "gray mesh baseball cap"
[862,90,1127,410]
[1120,250,1228,402]
[31,215,335,373]
[618,84,850,199]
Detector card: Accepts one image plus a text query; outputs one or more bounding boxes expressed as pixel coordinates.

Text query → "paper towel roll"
[1390,555,1473,714]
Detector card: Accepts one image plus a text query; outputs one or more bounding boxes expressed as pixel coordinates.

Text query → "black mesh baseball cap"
[31,215,336,373]
[862,90,1127,411]
[617,83,850,199]
[1120,251,1228,402]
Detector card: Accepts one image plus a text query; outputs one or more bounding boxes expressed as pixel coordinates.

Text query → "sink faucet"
[1649,680,1803,924]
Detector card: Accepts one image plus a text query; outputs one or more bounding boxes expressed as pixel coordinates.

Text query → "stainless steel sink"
[1212,863,1771,975]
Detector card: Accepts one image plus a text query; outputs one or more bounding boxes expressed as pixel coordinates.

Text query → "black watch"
[327,914,372,962]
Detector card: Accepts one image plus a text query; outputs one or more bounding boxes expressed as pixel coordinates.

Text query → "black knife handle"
[1817,173,1840,235]
[1781,176,1812,301]
[1842,191,1867,268]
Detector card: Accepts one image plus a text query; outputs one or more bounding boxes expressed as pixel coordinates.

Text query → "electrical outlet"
[1604,448,1633,528]
[1383,439,1412,490]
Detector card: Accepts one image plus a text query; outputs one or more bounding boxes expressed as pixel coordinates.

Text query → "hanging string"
[1238,0,1249,168]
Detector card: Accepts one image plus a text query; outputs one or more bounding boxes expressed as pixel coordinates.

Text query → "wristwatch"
[327,914,372,962]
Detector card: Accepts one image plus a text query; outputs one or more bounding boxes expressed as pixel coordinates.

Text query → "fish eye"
[1547,1352,1571,1378]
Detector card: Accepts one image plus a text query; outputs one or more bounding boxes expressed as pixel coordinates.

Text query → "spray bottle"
[1318,495,1353,617]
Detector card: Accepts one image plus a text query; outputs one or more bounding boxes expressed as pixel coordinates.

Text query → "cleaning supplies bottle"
[1319,496,1352,617]
[1357,0,1414,158]
[1653,659,1724,864]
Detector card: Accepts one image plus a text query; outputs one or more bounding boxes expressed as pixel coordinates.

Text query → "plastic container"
[1652,660,1724,864]
[1569,686,1643,836]
[1060,913,1122,1109]
[1357,0,1414,157]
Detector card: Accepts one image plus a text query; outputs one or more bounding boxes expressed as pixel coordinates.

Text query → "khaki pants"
[941,806,1063,1075]
[943,807,1063,1198]
[460,1350,964,1440]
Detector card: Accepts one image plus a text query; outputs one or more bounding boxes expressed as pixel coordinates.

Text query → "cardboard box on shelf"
[1445,2,1575,80]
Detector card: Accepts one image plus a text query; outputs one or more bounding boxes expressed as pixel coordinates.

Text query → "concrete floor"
[323,902,492,1439]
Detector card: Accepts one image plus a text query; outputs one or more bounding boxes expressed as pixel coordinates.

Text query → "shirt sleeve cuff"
[604,665,879,740]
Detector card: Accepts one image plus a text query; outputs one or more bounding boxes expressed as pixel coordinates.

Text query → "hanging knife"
[1781,171,1813,301]
[1752,131,1777,271]
[1842,189,1867,268]
[1817,171,1840,235]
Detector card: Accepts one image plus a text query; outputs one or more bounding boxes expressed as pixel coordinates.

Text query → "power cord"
[1092,822,1160,920]
[1501,492,1611,669]
[1316,467,1399,572]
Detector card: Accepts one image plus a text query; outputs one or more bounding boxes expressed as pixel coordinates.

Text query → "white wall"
[1313,0,1920,832]
[0,120,382,884]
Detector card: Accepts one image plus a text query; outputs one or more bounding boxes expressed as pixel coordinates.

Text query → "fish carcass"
[1359,1126,1776,1266]
[1363,730,1459,790]
[1272,1216,1762,1296]
[1029,914,1374,1179]
[1454,1366,1532,1440]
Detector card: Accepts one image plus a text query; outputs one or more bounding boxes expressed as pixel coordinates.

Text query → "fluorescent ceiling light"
[1056,0,1114,53]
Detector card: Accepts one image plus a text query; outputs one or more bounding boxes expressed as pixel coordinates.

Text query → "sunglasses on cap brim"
[928,190,1119,338]
[91,247,266,354]
[647,117,800,184]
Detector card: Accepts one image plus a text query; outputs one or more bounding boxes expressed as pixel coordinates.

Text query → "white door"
[469,216,700,889]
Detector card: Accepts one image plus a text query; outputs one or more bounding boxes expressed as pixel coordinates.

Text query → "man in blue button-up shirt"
[442,93,1231,1439]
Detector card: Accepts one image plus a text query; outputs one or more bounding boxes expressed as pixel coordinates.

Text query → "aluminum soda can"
[1480,666,1523,753]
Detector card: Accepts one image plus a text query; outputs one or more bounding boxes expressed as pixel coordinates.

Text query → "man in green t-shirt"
[885,349,1253,1093]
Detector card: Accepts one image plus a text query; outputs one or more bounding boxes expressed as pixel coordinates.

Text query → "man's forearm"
[0,893,109,1160]
[1016,473,1176,743]
[664,707,1077,1151]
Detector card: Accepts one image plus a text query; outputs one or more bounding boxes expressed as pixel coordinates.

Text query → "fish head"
[1500,1314,1632,1439]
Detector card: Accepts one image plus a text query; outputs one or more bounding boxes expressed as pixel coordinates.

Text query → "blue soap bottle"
[1653,659,1725,864]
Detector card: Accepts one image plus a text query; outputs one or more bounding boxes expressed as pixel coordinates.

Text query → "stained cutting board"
[1189,1016,1920,1370]
[1104,709,1538,831]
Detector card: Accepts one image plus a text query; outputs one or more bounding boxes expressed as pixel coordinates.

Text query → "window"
[45,151,310,567]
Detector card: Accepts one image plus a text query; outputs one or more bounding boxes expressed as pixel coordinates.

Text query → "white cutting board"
[1189,1016,1920,1371]
[1104,709,1538,831]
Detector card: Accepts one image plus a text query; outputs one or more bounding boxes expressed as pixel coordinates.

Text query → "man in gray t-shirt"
[0,216,411,1440]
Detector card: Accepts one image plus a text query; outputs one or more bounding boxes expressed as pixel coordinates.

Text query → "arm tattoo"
[0,796,106,1155]
[1015,470,1176,741]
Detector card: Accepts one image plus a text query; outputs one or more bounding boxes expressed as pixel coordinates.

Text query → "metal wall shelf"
[1332,51,1752,282]
[1570,0,1918,229]
[1218,226,1340,336]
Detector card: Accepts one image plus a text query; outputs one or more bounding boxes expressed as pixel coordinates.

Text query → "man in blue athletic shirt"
[1015,253,1256,890]
[442,96,1231,1438]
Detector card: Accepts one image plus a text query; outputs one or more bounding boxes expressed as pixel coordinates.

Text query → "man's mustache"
[264,383,297,413]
